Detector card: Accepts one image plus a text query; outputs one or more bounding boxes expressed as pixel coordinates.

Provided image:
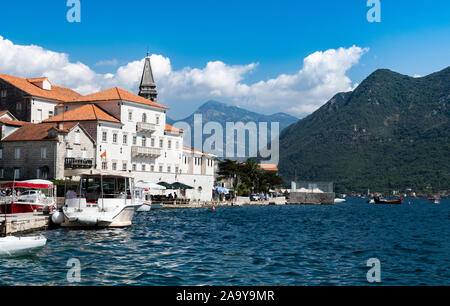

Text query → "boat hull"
[373,197,402,205]
[0,202,43,214]
[61,206,136,228]
[0,235,47,257]
[136,203,151,212]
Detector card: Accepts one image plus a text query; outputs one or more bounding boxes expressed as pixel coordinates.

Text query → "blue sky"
[0,0,449,118]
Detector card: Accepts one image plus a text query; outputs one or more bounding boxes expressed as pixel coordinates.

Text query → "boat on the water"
[134,181,166,211]
[373,196,403,205]
[0,180,56,214]
[372,178,402,205]
[0,235,47,257]
[334,198,346,203]
[428,195,440,204]
[54,170,139,228]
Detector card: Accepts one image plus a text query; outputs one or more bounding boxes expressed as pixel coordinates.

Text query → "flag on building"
[100,151,107,159]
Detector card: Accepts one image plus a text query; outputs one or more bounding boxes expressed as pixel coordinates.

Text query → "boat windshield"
[78,176,131,202]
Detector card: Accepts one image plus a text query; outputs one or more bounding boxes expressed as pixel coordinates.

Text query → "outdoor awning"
[157,182,174,189]
[1,180,53,189]
[135,181,166,190]
[214,186,229,194]
[171,182,194,190]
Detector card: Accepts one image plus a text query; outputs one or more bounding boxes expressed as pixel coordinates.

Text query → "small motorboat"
[58,170,139,228]
[134,181,166,212]
[0,180,56,214]
[428,196,440,204]
[0,235,47,257]
[334,198,346,203]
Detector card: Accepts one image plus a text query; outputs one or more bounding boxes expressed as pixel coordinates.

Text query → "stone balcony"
[136,122,157,134]
[64,157,94,169]
[131,146,162,159]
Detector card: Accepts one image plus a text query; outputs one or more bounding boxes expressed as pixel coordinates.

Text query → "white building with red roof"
[0,74,82,123]
[19,54,216,201]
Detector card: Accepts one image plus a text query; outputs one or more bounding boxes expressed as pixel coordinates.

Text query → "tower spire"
[139,53,158,101]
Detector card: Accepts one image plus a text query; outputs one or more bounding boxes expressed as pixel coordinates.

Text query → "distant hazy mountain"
[277,67,450,194]
[167,100,299,159]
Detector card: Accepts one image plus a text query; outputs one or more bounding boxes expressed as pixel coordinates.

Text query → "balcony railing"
[137,122,157,134]
[65,158,94,169]
[131,146,162,159]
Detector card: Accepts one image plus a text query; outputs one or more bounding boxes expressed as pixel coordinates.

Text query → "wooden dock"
[1,213,50,236]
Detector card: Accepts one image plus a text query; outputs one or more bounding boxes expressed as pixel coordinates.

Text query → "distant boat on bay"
[373,196,402,205]
[371,178,403,205]
[428,195,440,204]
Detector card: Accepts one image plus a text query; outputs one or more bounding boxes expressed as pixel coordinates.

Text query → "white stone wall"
[30,98,58,123]
[58,99,216,200]
[95,122,126,171]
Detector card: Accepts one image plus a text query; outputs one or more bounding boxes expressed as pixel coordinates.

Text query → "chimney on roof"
[138,53,158,101]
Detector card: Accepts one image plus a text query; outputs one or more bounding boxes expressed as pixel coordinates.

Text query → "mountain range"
[167,100,298,158]
[277,67,450,194]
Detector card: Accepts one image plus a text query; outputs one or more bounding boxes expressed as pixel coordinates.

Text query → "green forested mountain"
[278,67,450,194]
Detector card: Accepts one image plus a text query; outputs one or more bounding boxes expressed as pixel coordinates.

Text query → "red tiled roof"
[0,74,82,102]
[183,146,215,156]
[43,104,120,124]
[27,77,48,83]
[165,124,184,133]
[0,118,31,127]
[259,164,279,172]
[70,87,167,109]
[183,146,202,153]
[2,122,78,142]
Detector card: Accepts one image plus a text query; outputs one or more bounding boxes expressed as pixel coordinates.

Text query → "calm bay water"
[0,198,448,286]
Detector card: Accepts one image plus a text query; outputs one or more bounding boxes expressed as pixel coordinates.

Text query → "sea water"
[0,198,448,285]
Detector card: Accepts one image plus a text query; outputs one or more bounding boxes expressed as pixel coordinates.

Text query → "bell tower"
[138,53,158,101]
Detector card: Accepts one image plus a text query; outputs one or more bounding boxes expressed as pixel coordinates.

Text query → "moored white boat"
[0,180,56,214]
[0,235,47,257]
[56,170,139,228]
[334,198,346,203]
[134,181,166,211]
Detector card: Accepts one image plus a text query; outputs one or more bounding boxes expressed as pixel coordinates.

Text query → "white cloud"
[0,35,367,117]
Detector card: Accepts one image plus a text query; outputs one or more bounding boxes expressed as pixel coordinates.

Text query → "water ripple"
[0,199,449,285]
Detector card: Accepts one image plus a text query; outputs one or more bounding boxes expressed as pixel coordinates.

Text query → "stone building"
[0,74,81,123]
[0,122,95,180]
[0,53,217,201]
[0,110,31,140]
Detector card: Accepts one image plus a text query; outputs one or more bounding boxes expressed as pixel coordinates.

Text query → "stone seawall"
[288,192,335,205]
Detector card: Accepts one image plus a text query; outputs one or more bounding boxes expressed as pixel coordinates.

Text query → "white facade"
[62,98,216,201]
[30,97,58,123]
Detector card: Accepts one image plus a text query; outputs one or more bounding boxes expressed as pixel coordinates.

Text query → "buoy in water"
[211,206,216,211]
